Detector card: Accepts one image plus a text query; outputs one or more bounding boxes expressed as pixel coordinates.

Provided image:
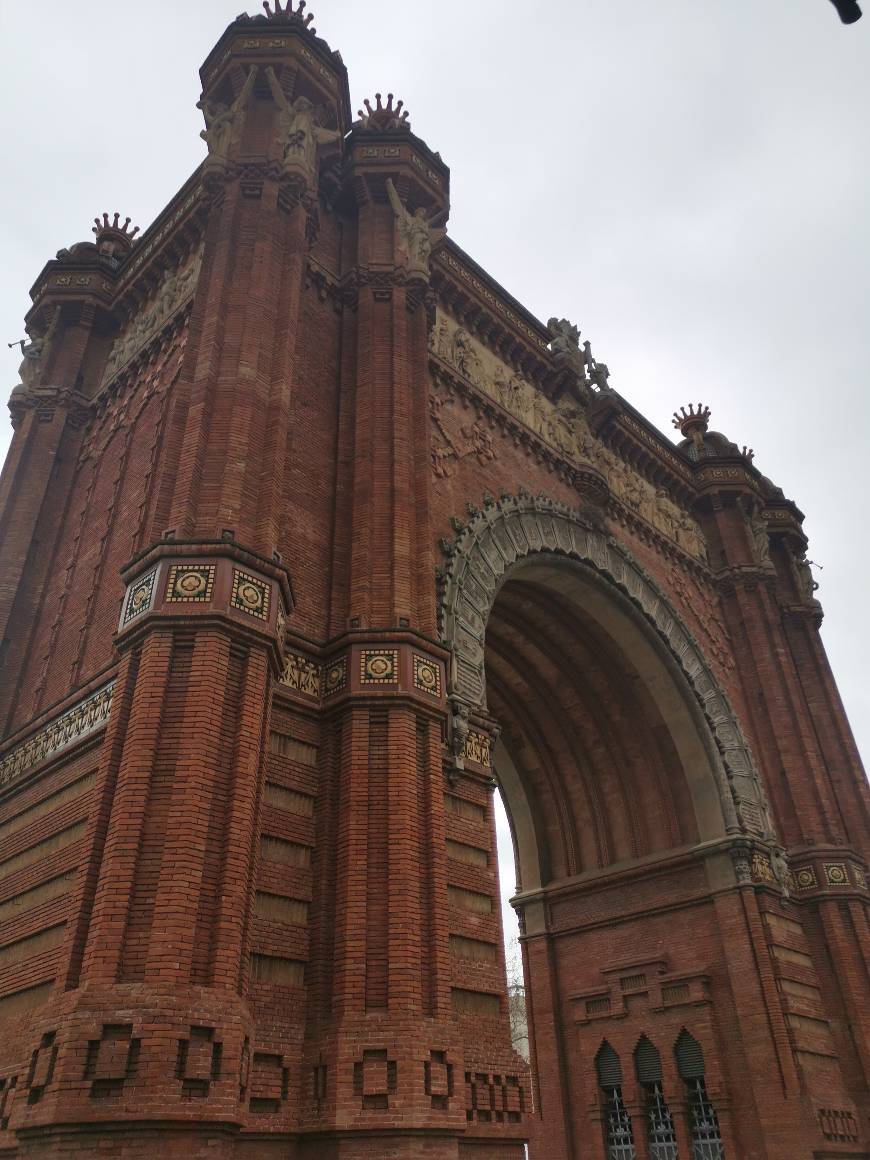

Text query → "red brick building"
[0,5,867,1157]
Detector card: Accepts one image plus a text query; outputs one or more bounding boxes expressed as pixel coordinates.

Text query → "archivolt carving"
[438,494,773,840]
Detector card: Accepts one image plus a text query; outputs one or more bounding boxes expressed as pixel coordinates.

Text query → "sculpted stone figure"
[10,334,46,391]
[9,310,58,391]
[590,359,612,392]
[265,67,342,190]
[547,317,590,380]
[453,329,482,385]
[747,505,772,567]
[198,66,257,166]
[385,178,446,280]
[771,847,792,899]
[449,701,470,772]
[794,551,819,601]
[431,317,454,362]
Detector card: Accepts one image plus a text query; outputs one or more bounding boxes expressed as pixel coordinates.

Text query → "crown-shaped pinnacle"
[672,402,711,428]
[356,92,410,131]
[262,0,315,29]
[92,212,140,240]
[672,402,711,451]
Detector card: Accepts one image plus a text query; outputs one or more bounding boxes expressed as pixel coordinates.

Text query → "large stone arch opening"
[440,495,776,1154]
[489,553,730,900]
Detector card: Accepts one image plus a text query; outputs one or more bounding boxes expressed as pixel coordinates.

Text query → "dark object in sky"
[829,0,862,23]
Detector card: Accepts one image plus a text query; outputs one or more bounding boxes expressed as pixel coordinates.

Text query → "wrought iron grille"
[646,1082,678,1159]
[688,1079,725,1160]
[604,1087,637,1160]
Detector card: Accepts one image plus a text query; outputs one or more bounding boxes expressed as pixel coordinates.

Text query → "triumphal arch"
[0,5,867,1158]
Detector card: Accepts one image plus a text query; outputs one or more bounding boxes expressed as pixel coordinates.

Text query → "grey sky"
[1,1,867,955]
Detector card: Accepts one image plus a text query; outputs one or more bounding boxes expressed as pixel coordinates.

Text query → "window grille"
[596,1043,637,1160]
[687,1078,725,1160]
[646,1081,679,1159]
[674,1032,725,1160]
[635,1036,678,1160]
[604,1087,638,1160]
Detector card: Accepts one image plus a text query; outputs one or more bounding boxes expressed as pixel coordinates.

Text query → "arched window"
[634,1036,678,1159]
[596,1042,637,1160]
[675,1031,725,1160]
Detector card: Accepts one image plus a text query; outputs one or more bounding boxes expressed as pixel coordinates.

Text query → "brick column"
[7,545,291,1149]
[0,285,111,731]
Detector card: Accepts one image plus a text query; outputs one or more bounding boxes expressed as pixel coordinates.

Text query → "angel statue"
[8,309,59,391]
[265,67,342,190]
[197,67,258,167]
[385,178,446,280]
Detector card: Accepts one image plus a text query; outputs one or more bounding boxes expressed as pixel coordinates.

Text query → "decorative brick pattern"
[0,1075,18,1131]
[360,649,398,684]
[249,1051,289,1114]
[353,1050,397,1111]
[122,568,157,625]
[322,656,347,696]
[230,569,270,620]
[818,1107,859,1142]
[824,862,849,886]
[176,1026,222,1098]
[465,1071,525,1124]
[424,1050,453,1109]
[793,865,819,891]
[413,654,442,696]
[165,564,215,603]
[25,1032,58,1104]
[84,1024,141,1099]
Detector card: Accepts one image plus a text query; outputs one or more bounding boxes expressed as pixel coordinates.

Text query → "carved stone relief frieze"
[429,310,706,561]
[430,391,496,478]
[102,246,203,386]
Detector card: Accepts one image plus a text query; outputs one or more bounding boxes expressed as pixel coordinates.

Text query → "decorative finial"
[262,0,316,30]
[92,212,139,241]
[92,212,140,259]
[356,93,410,132]
[672,403,711,447]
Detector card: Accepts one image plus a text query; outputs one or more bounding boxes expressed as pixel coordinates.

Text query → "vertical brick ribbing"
[211,645,271,994]
[81,630,175,984]
[61,647,139,990]
[365,710,389,1011]
[416,717,435,1017]
[119,637,192,982]
[189,643,244,985]
[332,706,369,1015]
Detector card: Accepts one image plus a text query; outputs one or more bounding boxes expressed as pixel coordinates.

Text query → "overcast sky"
[1,1,867,961]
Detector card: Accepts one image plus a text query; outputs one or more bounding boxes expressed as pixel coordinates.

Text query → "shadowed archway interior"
[483,555,730,900]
